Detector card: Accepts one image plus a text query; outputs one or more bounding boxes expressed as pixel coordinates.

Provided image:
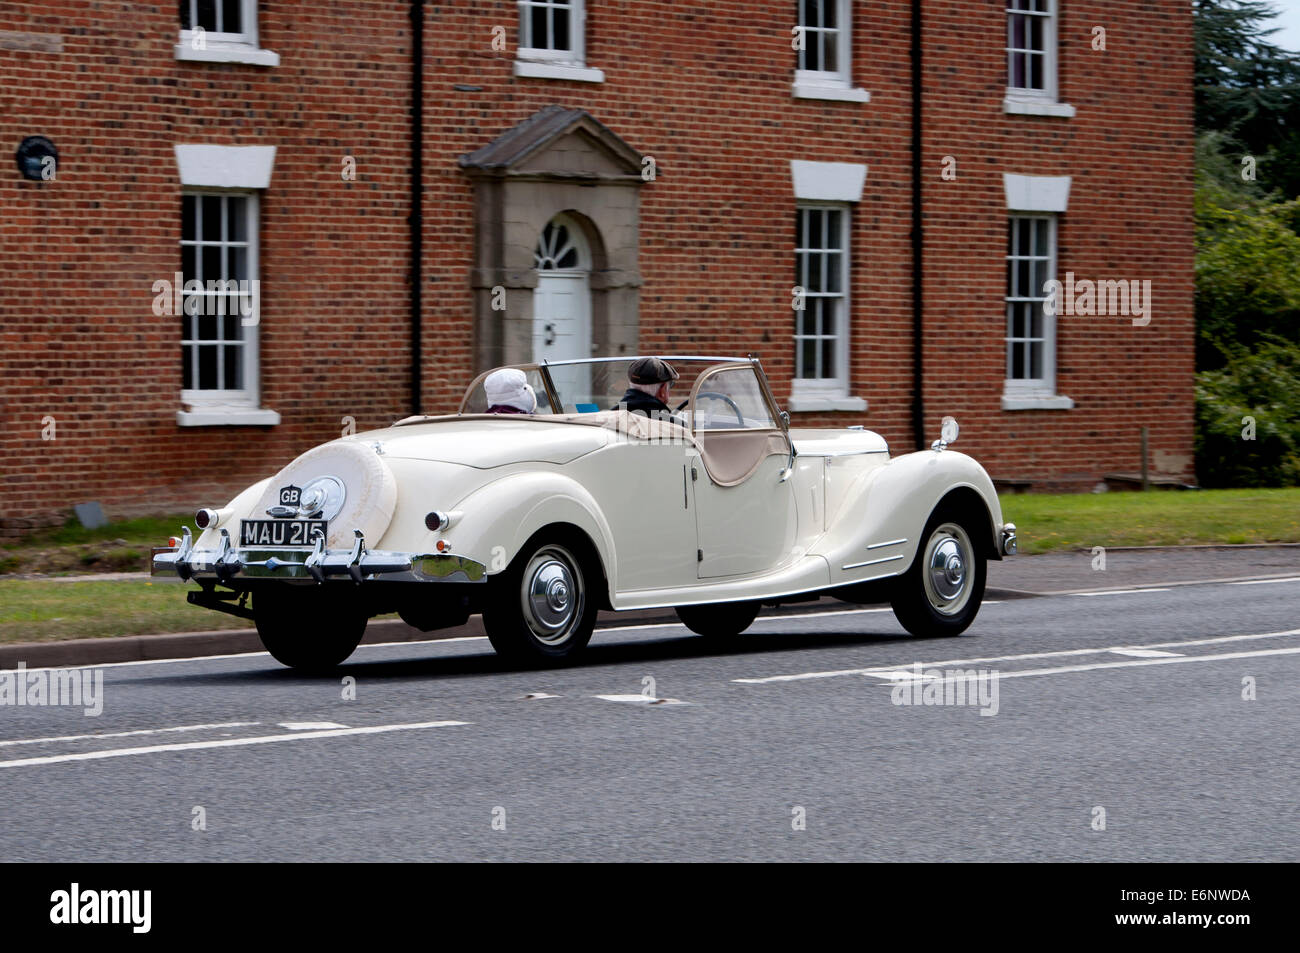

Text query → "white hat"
[484,367,537,413]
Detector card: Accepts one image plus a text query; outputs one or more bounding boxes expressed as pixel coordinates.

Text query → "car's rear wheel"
[890,510,986,638]
[483,540,597,664]
[675,601,760,641]
[254,586,368,672]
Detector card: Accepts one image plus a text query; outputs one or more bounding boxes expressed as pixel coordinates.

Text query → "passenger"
[484,367,537,415]
[614,357,681,422]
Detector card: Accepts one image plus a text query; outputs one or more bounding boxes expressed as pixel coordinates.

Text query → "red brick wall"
[1,1,414,524]
[918,1,1196,488]
[0,0,1194,525]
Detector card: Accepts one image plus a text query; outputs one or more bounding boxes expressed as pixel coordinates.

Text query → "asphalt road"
[1,575,1296,862]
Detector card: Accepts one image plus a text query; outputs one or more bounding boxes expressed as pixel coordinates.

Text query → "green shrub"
[1195,339,1300,486]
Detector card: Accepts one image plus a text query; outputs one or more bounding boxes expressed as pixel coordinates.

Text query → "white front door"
[533,272,591,407]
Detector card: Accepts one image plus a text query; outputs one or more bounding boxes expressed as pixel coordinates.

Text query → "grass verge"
[999,487,1300,554]
[0,514,192,575]
[0,579,248,644]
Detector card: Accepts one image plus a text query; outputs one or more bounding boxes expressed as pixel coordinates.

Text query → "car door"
[688,364,797,578]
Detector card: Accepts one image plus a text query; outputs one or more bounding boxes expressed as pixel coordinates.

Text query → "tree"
[1193,4,1300,486]
[1195,0,1300,197]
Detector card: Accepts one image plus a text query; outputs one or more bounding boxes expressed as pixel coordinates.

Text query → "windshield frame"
[457,355,761,417]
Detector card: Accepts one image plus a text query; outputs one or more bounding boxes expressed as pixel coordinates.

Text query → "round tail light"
[195,508,218,529]
[425,511,449,532]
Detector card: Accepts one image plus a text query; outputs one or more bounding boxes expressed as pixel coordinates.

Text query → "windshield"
[460,357,757,419]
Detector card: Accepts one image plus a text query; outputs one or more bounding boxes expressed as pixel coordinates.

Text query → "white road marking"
[0,720,469,769]
[521,692,561,700]
[1108,648,1183,658]
[872,670,939,682]
[278,722,348,731]
[361,635,488,648]
[1228,576,1300,586]
[594,694,687,705]
[0,721,258,749]
[1072,588,1172,597]
[734,627,1300,684]
[863,646,1300,686]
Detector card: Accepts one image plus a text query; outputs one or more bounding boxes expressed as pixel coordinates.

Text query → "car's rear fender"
[442,471,617,602]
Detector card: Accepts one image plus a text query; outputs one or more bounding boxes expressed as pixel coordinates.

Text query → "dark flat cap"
[629,357,679,384]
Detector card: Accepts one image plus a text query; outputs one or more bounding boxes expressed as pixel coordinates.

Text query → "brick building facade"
[0,1,1195,530]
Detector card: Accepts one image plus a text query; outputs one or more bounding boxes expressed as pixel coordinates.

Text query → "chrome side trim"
[867,538,908,550]
[796,449,889,458]
[841,553,905,571]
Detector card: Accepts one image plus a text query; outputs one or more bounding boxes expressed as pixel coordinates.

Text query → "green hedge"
[1195,340,1300,487]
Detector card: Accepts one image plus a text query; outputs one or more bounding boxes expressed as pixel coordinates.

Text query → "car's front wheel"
[254,586,369,672]
[482,540,597,664]
[890,510,986,638]
[675,601,760,641]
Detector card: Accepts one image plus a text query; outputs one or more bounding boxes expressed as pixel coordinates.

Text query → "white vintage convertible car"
[153,356,1016,670]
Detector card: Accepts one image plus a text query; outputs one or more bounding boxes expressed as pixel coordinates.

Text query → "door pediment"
[459,105,645,182]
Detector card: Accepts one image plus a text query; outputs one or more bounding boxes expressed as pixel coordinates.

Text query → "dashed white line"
[0,720,470,769]
[278,722,348,731]
[1228,576,1300,586]
[1072,588,1171,597]
[862,646,1300,686]
[0,721,259,748]
[1107,648,1183,658]
[733,628,1300,684]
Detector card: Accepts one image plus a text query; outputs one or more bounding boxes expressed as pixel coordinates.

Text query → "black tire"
[254,585,369,672]
[890,508,987,638]
[675,600,760,640]
[482,539,597,664]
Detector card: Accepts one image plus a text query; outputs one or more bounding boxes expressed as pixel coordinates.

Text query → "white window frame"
[176,0,280,67]
[514,0,604,83]
[793,0,870,103]
[793,203,852,401]
[177,190,277,427]
[1003,214,1072,410]
[1003,0,1074,117]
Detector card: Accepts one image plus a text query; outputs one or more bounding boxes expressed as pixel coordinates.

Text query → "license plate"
[239,519,327,548]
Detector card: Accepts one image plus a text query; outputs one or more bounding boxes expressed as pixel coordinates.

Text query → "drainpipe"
[409,0,425,415]
[909,0,925,450]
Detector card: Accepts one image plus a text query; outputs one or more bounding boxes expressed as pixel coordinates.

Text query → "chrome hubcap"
[522,546,583,644]
[923,523,974,616]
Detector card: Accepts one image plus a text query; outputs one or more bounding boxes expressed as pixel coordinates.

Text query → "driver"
[615,357,681,422]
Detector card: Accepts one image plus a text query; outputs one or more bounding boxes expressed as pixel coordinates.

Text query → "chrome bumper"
[1000,523,1018,556]
[151,527,487,584]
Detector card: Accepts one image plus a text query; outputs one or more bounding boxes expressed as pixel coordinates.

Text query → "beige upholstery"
[545,410,787,487]
[695,429,789,487]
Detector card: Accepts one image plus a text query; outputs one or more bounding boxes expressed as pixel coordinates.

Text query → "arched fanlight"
[534,221,580,270]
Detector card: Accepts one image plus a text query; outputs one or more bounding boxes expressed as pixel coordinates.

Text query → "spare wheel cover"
[252,441,398,550]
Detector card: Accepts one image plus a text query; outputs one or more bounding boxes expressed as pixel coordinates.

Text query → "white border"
[175,145,277,190]
[791,160,868,202]
[1003,173,1071,213]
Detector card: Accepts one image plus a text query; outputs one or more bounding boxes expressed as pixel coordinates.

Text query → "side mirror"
[932,416,960,452]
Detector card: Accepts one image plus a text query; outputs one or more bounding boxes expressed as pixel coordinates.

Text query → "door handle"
[543,323,556,346]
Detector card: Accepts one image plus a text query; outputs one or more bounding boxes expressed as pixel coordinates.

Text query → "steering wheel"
[677,391,744,427]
